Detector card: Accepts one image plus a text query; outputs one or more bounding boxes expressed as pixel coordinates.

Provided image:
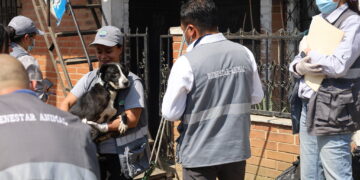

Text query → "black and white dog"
[69,62,129,139]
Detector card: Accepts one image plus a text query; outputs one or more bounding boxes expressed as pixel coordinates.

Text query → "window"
[0,0,20,25]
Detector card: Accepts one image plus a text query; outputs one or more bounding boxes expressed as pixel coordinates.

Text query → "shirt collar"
[10,42,29,55]
[322,3,348,24]
[186,33,226,52]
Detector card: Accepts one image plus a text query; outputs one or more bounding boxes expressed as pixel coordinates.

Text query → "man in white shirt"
[161,0,263,179]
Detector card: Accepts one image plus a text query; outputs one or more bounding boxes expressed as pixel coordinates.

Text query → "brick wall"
[20,0,100,107]
[246,122,299,179]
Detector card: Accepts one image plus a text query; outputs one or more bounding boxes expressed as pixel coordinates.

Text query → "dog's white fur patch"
[97,63,128,123]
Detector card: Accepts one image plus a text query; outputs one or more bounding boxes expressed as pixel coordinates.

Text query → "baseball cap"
[90,26,123,47]
[8,16,44,36]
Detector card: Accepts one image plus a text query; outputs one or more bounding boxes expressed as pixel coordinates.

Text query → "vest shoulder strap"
[333,9,357,28]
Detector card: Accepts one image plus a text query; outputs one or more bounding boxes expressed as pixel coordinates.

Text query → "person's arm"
[244,47,264,104]
[161,56,193,121]
[107,108,142,131]
[308,16,360,78]
[59,72,91,111]
[108,77,146,133]
[59,92,78,111]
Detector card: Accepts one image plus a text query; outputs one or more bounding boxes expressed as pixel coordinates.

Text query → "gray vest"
[0,92,100,179]
[177,39,254,168]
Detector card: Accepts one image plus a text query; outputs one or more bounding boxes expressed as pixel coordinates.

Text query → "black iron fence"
[123,28,149,99]
[159,30,304,118]
[0,0,20,25]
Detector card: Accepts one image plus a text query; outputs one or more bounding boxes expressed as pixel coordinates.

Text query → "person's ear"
[23,34,32,44]
[187,24,196,38]
[118,46,123,54]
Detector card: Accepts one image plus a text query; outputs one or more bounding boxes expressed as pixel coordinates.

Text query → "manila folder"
[304,15,344,91]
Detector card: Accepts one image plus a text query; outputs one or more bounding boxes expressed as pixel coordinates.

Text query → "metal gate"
[159,30,304,118]
[123,28,149,99]
[0,0,20,25]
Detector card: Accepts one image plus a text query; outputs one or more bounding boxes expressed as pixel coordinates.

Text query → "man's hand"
[82,119,109,133]
[118,115,128,134]
[295,56,323,76]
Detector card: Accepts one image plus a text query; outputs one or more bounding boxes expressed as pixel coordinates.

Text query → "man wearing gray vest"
[0,54,100,180]
[162,0,263,179]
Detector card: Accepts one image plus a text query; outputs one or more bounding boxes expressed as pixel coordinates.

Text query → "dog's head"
[98,62,129,90]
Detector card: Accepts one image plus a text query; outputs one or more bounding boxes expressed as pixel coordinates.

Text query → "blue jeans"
[300,101,352,180]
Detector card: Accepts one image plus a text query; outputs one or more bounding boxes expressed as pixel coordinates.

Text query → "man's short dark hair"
[180,0,218,32]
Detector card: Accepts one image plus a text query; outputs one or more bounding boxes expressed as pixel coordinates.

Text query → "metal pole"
[144,27,149,97]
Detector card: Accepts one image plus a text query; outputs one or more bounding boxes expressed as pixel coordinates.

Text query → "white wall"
[101,0,129,33]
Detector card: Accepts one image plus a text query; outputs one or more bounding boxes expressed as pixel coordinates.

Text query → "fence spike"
[251,28,257,36]
[239,28,244,36]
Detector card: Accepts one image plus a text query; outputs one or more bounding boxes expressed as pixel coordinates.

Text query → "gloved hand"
[353,130,360,147]
[295,56,323,76]
[118,115,128,134]
[82,119,109,133]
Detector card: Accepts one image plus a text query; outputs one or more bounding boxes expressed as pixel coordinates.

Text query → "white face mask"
[27,38,35,52]
[178,26,192,57]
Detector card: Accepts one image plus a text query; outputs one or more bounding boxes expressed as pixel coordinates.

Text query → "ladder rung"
[63,56,98,65]
[71,4,101,9]
[55,30,97,37]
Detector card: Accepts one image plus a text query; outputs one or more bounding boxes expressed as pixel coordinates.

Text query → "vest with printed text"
[178,39,254,168]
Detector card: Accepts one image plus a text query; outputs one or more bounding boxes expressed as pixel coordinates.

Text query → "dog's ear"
[120,62,129,77]
[99,63,110,75]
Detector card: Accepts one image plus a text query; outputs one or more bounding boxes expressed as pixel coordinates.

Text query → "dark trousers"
[183,161,246,180]
[98,154,132,180]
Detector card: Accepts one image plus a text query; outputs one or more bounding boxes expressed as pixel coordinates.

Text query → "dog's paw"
[118,114,128,134]
[118,120,128,134]
[81,118,88,124]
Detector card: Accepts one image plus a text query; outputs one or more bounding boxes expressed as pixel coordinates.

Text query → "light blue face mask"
[27,38,35,52]
[316,0,339,14]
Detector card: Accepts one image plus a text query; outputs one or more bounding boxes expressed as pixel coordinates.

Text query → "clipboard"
[304,16,344,91]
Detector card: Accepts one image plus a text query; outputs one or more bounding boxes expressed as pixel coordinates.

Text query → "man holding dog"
[60,26,149,180]
[0,54,99,179]
[161,0,263,179]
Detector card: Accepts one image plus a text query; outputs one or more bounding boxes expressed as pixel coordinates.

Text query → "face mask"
[182,26,192,46]
[316,0,339,14]
[27,38,35,52]
[178,26,192,57]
